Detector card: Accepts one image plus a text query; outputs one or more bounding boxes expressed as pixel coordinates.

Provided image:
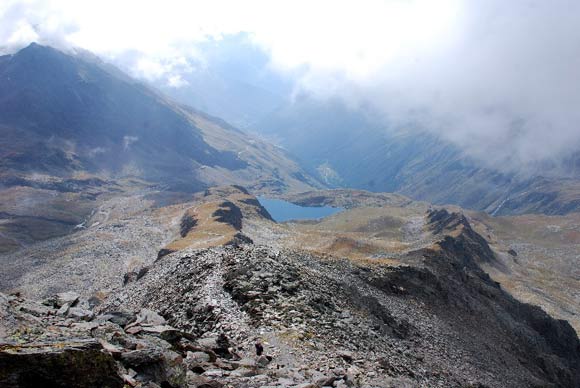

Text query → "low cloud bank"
[2,0,580,174]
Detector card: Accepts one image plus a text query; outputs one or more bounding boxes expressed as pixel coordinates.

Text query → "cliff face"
[421,210,580,386]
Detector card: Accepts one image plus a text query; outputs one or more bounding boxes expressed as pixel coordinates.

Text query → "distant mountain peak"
[0,44,320,190]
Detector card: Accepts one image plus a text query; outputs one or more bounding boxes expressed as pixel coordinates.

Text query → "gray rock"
[135,308,166,326]
[122,373,138,386]
[229,368,258,377]
[71,321,99,331]
[0,339,122,387]
[195,334,232,358]
[122,348,186,387]
[57,303,70,316]
[233,357,256,368]
[187,371,224,387]
[337,350,354,363]
[315,374,337,387]
[121,349,164,366]
[99,339,124,356]
[187,351,211,363]
[197,336,220,349]
[256,355,271,367]
[141,324,179,335]
[67,307,94,321]
[125,325,143,334]
[18,301,53,317]
[102,311,135,326]
[345,366,360,387]
[202,369,225,378]
[55,291,80,308]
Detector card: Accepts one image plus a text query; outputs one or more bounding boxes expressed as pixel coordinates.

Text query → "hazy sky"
[2,0,580,173]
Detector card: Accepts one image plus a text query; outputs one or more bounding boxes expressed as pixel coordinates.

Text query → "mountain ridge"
[1,42,579,388]
[2,187,579,387]
[0,43,322,252]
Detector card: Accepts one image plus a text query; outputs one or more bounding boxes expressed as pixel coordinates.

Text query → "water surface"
[258,197,343,222]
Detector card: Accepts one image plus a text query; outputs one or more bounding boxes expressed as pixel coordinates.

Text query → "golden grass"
[163,201,238,252]
[276,206,420,264]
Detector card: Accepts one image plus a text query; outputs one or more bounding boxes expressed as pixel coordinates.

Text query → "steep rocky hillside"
[104,237,580,387]
[2,199,579,387]
[258,189,580,334]
[0,44,320,252]
[4,185,578,340]
[469,211,580,334]
[0,186,270,301]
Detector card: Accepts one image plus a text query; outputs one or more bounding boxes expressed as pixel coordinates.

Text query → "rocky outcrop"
[238,197,274,222]
[0,293,122,388]
[421,209,580,386]
[1,293,222,387]
[103,229,580,387]
[211,201,243,231]
[0,340,122,388]
[157,186,273,258]
[180,211,198,238]
[427,208,497,265]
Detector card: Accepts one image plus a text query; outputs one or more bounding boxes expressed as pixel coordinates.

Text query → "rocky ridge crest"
[1,193,579,387]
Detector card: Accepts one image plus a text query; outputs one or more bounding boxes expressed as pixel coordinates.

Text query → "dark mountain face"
[253,97,510,204]
[0,44,320,251]
[0,43,246,189]
[252,96,580,215]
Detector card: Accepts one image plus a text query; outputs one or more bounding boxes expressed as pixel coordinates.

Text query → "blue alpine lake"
[257,197,343,222]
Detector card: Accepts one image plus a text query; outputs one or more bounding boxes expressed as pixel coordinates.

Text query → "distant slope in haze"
[253,96,580,216]
[0,43,321,251]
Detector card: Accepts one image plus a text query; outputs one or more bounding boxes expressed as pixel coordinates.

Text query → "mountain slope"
[0,43,321,251]
[4,194,578,387]
[253,96,580,215]
[0,43,318,191]
[139,37,580,217]
[2,184,579,386]
[157,33,291,130]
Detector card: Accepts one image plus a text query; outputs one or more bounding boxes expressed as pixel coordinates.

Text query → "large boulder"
[43,291,80,308]
[0,339,123,388]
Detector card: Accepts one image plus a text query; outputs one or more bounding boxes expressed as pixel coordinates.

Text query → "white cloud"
[167,74,188,88]
[1,0,460,78]
[1,0,580,173]
[0,0,76,52]
[357,0,580,172]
